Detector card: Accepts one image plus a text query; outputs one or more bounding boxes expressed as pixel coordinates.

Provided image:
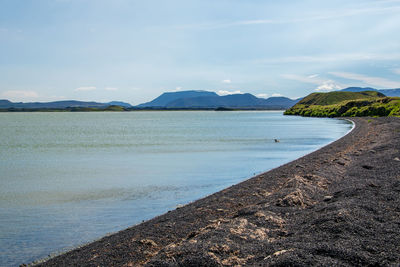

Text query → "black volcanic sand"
[33,117,400,266]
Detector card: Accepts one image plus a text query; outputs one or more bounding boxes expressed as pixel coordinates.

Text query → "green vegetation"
[104,105,126,111]
[298,91,385,106]
[284,91,400,117]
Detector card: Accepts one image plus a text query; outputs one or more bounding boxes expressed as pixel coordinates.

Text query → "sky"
[1,0,400,105]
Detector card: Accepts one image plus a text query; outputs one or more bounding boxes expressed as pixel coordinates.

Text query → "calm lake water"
[0,111,352,266]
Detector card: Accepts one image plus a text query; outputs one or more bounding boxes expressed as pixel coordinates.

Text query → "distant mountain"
[379,89,400,97]
[137,90,300,109]
[0,90,300,111]
[165,93,259,108]
[0,100,12,107]
[0,100,132,109]
[262,96,302,107]
[137,90,218,107]
[165,94,299,109]
[341,87,400,97]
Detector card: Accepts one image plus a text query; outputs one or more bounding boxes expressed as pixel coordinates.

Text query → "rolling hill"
[298,91,384,106]
[341,87,400,97]
[284,91,400,117]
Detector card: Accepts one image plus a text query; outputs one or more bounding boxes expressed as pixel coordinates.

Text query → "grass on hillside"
[297,91,384,106]
[284,97,400,117]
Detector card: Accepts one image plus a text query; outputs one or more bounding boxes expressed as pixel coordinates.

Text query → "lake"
[0,111,352,266]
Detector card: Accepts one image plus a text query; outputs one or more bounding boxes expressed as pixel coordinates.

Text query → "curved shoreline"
[34,117,400,266]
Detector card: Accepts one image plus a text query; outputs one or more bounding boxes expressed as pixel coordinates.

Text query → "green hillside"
[297,91,385,106]
[284,91,400,117]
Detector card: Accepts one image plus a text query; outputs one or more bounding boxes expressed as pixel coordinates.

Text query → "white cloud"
[315,81,343,92]
[282,74,325,85]
[282,73,344,92]
[330,71,400,88]
[271,93,283,97]
[1,90,39,101]
[392,68,400,75]
[217,90,243,96]
[256,93,269,98]
[105,87,118,91]
[222,79,232,84]
[74,86,96,92]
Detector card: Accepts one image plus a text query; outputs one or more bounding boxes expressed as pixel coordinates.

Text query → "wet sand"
[33,117,400,266]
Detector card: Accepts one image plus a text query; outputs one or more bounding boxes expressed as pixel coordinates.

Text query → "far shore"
[0,107,286,112]
[33,117,400,266]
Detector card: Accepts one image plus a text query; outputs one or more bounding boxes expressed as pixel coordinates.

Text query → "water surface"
[0,111,352,266]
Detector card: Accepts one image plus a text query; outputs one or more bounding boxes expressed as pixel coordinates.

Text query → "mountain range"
[0,91,300,110]
[137,90,219,107]
[1,87,399,111]
[0,100,132,109]
[137,90,300,109]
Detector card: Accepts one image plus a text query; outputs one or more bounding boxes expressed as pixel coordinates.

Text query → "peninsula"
[284,91,400,117]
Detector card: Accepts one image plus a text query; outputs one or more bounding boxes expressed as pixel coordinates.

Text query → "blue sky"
[1,0,400,104]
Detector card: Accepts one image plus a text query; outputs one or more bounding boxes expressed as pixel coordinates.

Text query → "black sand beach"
[33,117,400,266]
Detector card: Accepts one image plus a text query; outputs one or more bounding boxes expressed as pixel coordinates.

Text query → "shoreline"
[34,117,400,266]
[0,108,287,112]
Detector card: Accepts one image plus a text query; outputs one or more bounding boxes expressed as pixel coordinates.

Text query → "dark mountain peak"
[222,93,257,99]
[267,96,290,100]
[137,90,218,107]
[163,90,214,95]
